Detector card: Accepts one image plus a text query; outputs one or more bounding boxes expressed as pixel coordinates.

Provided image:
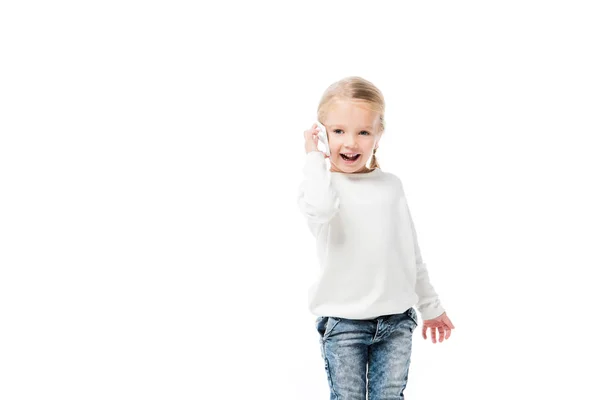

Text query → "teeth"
[342,153,359,156]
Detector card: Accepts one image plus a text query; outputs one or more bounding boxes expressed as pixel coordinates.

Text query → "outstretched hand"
[422,312,455,343]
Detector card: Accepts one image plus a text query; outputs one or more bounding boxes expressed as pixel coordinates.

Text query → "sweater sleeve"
[407,206,446,321]
[297,151,341,232]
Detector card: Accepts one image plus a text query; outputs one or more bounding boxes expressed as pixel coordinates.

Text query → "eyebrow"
[329,124,374,129]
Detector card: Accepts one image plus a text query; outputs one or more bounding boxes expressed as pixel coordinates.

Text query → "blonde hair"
[317,76,386,170]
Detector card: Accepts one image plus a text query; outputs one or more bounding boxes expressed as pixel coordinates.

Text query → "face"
[323,99,382,174]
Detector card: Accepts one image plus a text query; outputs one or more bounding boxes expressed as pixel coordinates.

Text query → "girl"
[297,76,455,399]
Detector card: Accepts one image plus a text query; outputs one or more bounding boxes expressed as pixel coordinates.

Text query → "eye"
[332,129,370,135]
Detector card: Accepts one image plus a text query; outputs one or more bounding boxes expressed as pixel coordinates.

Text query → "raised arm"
[297,151,340,235]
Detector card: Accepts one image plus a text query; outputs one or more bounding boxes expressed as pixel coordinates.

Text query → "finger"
[305,127,319,137]
[422,325,427,340]
[445,322,452,338]
[431,327,437,344]
[438,326,445,343]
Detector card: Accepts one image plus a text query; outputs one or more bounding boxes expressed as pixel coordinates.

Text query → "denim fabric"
[315,308,418,400]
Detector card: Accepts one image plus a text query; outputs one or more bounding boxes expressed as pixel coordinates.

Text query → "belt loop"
[372,318,381,343]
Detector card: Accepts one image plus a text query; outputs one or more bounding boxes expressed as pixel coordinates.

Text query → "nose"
[344,137,357,149]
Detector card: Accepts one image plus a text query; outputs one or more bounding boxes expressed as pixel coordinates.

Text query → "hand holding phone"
[315,121,331,157]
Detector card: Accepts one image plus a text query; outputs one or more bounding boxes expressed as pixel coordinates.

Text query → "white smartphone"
[315,121,331,157]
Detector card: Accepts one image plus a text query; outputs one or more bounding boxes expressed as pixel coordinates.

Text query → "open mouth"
[340,153,361,162]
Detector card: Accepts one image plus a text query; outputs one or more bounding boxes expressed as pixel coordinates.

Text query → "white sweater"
[297,151,445,321]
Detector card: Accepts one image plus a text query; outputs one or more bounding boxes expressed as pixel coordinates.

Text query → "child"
[297,76,455,399]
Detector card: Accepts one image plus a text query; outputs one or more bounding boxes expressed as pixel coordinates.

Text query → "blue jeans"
[315,307,418,400]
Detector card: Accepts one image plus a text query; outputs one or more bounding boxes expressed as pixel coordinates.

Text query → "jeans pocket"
[316,316,327,339]
[407,307,418,329]
[324,316,341,339]
[316,316,341,340]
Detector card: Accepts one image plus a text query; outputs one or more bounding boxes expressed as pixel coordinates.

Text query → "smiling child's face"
[322,99,382,174]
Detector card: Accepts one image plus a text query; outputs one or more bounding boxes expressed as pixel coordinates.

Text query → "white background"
[1,1,599,399]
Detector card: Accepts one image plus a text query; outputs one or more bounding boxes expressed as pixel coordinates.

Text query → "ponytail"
[368,147,380,170]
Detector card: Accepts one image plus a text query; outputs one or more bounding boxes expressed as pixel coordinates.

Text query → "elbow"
[298,195,341,224]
